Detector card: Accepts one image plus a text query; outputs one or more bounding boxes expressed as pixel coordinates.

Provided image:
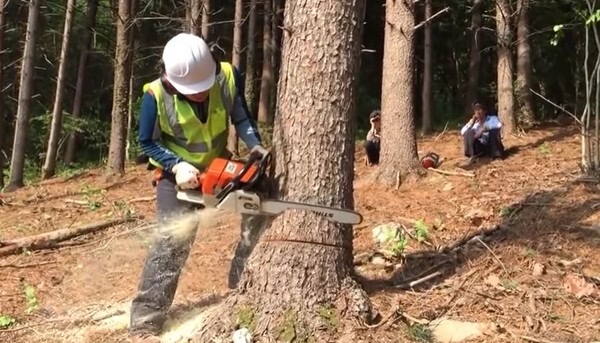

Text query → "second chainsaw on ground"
[175,152,363,225]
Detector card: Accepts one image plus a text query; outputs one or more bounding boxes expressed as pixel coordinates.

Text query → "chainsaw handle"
[215,153,263,200]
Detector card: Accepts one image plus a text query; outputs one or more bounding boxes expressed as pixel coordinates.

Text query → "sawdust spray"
[156,207,228,241]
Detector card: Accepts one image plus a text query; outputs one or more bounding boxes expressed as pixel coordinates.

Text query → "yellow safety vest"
[143,62,237,170]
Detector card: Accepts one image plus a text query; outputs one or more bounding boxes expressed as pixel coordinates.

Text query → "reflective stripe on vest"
[143,62,237,169]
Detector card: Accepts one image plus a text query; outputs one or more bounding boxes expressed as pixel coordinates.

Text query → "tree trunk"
[257,0,274,124]
[245,0,258,117]
[516,0,535,128]
[270,0,284,122]
[64,0,99,165]
[5,0,41,192]
[201,0,210,40]
[105,0,133,179]
[0,0,7,189]
[189,0,202,36]
[125,0,138,163]
[465,0,483,113]
[374,0,423,186]
[421,0,433,135]
[232,0,243,69]
[194,0,373,340]
[42,0,77,180]
[496,0,515,135]
[227,0,244,156]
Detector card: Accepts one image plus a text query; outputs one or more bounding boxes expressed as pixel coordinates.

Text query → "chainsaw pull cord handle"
[215,153,262,201]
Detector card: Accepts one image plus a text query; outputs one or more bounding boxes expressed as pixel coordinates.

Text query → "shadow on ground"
[358,177,600,295]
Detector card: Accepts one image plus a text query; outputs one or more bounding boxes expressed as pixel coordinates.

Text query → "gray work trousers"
[129,176,266,335]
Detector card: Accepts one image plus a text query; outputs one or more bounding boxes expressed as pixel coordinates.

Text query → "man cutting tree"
[130,33,268,343]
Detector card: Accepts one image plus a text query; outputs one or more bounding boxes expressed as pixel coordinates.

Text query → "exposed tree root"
[369,162,426,189]
[193,277,375,343]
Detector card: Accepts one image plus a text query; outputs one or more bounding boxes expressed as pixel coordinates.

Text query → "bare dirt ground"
[1,123,599,343]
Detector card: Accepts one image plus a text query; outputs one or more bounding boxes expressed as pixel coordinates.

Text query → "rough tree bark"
[189,0,202,36]
[42,0,77,179]
[421,0,433,135]
[193,0,373,340]
[5,0,41,192]
[105,0,133,179]
[64,0,99,165]
[269,0,284,119]
[465,0,483,113]
[201,0,210,40]
[373,0,424,186]
[0,0,6,189]
[257,0,274,124]
[125,0,138,162]
[516,0,535,128]
[245,0,258,117]
[227,0,244,156]
[496,0,516,135]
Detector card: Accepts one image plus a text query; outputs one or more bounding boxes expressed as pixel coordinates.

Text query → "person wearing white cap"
[129,33,268,343]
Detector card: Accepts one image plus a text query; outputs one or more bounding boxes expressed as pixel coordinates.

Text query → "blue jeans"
[129,175,266,335]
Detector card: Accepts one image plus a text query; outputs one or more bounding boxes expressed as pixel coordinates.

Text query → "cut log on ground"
[0,217,139,257]
[427,167,475,178]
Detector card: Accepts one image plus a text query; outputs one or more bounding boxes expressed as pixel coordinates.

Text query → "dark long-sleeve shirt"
[138,66,261,172]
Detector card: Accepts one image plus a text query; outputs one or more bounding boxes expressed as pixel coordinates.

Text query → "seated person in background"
[364,110,381,166]
[460,102,505,165]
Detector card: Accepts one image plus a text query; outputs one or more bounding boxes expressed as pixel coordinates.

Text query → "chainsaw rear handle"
[215,151,271,201]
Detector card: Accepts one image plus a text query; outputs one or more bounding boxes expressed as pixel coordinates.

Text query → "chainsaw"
[175,152,363,225]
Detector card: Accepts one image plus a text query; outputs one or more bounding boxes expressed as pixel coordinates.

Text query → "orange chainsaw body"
[198,158,260,195]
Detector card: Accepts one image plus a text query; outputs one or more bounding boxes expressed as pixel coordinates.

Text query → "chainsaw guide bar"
[174,152,363,225]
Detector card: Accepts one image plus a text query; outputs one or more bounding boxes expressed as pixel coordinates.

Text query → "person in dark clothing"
[460,102,505,166]
[364,110,381,166]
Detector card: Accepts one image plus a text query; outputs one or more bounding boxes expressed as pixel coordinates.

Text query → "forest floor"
[1,123,599,343]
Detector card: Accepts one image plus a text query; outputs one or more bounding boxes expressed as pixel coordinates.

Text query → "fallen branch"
[405,224,505,260]
[0,217,138,257]
[0,261,56,269]
[427,167,475,178]
[129,195,156,203]
[395,271,442,289]
[64,199,89,206]
[0,309,125,333]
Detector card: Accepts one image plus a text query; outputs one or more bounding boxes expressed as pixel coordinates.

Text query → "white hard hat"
[162,33,216,95]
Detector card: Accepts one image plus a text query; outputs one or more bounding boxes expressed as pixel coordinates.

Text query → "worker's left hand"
[250,145,269,161]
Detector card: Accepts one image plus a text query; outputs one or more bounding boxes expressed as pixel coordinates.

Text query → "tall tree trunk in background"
[516,0,535,128]
[105,0,133,178]
[5,0,41,192]
[269,0,283,120]
[125,0,138,163]
[374,0,423,186]
[257,0,273,124]
[227,0,244,156]
[245,0,258,117]
[189,0,202,36]
[195,0,373,340]
[0,0,6,189]
[465,0,483,113]
[232,0,243,69]
[496,0,515,135]
[201,0,210,40]
[42,0,77,180]
[421,0,433,135]
[64,0,99,164]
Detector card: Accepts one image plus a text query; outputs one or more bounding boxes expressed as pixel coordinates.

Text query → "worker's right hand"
[172,162,200,189]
